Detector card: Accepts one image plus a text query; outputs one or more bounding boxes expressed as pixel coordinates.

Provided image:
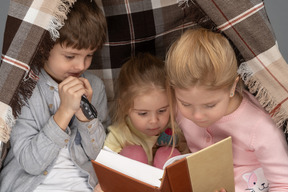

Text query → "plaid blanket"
[0,0,76,143]
[1,0,288,145]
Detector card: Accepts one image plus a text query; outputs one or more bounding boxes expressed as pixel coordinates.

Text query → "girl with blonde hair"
[104,52,188,168]
[166,28,288,192]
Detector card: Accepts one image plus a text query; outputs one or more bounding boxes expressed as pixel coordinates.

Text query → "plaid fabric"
[90,0,213,101]
[0,0,76,142]
[92,0,288,131]
[194,0,288,130]
[1,0,288,143]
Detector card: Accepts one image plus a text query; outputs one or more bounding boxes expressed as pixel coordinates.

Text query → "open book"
[92,137,235,192]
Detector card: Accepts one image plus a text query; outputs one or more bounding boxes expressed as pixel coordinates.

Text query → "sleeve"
[73,117,106,160]
[76,72,108,160]
[86,72,111,130]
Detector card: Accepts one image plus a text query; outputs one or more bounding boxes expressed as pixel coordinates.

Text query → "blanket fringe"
[238,62,288,132]
[0,102,15,143]
[9,0,77,118]
[49,0,77,41]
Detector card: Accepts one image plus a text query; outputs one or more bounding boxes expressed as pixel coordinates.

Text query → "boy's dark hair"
[12,0,107,118]
[56,0,107,50]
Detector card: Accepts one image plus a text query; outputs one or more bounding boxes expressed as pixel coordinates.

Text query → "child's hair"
[36,0,107,71]
[166,28,239,91]
[56,0,107,50]
[111,52,166,125]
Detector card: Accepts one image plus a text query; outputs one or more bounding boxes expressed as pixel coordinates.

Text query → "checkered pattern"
[1,0,288,143]
[0,0,76,143]
[195,0,288,130]
[90,0,213,100]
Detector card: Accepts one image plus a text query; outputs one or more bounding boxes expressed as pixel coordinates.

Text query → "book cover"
[92,137,235,192]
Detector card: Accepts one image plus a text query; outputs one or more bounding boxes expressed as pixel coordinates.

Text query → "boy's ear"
[230,76,239,97]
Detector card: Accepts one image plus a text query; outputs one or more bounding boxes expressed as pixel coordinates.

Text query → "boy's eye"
[65,55,75,59]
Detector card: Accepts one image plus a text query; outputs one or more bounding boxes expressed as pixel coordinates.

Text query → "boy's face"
[128,89,170,137]
[175,86,232,128]
[44,43,96,83]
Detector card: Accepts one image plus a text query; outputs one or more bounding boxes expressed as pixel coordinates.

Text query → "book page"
[162,153,192,169]
[186,137,235,192]
[95,148,164,187]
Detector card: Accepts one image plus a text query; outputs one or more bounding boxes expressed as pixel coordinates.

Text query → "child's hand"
[94,184,104,192]
[58,76,87,114]
[74,77,94,121]
[54,76,93,130]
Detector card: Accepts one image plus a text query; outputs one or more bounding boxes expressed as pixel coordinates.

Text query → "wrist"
[54,107,75,130]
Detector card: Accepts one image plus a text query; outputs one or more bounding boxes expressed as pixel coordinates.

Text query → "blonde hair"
[111,52,167,126]
[166,28,239,91]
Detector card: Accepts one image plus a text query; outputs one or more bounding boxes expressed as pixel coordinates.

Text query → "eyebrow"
[62,50,95,55]
[177,97,219,105]
[132,105,169,111]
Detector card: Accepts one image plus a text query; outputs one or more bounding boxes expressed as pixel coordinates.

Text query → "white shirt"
[34,79,92,192]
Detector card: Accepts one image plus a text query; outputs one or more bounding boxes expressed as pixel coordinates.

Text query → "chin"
[194,122,211,128]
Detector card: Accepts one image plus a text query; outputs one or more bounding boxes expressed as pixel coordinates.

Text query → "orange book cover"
[91,137,235,192]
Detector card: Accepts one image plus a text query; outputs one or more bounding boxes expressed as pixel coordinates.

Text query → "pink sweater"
[177,91,288,192]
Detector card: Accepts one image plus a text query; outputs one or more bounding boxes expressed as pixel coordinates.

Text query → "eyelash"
[159,108,167,113]
[138,112,147,116]
[206,104,216,108]
[181,102,191,107]
[181,102,215,109]
[65,55,74,59]
[65,54,93,60]
[137,108,167,116]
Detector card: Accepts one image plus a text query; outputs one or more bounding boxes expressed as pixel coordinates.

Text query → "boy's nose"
[75,60,85,70]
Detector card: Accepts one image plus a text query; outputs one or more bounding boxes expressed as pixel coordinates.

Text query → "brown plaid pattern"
[0,0,75,143]
[194,0,288,132]
[90,0,212,100]
[1,0,288,144]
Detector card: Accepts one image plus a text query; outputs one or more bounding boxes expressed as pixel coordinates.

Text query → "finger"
[79,77,93,100]
[59,76,77,89]
[60,78,85,93]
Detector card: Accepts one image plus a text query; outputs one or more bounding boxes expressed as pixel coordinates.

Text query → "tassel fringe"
[0,102,15,143]
[238,62,288,132]
[48,0,77,41]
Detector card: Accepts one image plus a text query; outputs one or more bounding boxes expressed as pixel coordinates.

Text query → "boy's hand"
[75,77,94,121]
[54,76,93,130]
[94,184,104,192]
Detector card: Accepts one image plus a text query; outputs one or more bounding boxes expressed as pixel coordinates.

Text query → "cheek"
[129,115,145,130]
[85,58,93,69]
[160,113,170,125]
[177,103,190,117]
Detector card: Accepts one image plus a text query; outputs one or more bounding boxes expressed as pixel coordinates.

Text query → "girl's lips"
[149,127,161,131]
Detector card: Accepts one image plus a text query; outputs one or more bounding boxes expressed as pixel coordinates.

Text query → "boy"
[0,0,109,191]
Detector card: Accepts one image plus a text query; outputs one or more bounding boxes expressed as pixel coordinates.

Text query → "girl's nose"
[191,108,204,121]
[150,114,159,124]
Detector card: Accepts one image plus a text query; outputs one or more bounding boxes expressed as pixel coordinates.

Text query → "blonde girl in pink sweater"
[166,28,288,192]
